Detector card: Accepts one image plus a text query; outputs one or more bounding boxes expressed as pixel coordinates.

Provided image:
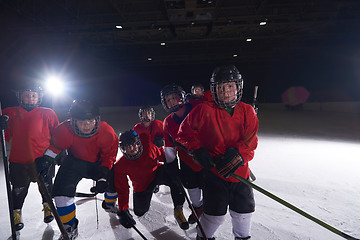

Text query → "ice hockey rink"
[1,104,360,240]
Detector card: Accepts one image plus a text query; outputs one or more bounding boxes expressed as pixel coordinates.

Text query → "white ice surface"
[1,107,359,240]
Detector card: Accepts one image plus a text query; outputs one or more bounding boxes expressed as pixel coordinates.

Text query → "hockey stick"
[93,181,99,229]
[0,102,17,240]
[174,176,207,239]
[230,173,359,240]
[248,85,258,182]
[75,192,97,198]
[132,225,148,240]
[182,185,207,239]
[252,85,259,114]
[34,167,70,240]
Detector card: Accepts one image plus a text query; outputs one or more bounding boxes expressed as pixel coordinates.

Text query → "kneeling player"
[114,130,189,230]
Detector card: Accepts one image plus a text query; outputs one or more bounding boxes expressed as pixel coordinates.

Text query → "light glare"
[46,76,64,96]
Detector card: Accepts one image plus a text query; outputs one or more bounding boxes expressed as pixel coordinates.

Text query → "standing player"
[0,82,59,230]
[160,83,204,224]
[37,99,118,239]
[114,130,189,230]
[133,106,164,148]
[177,65,259,240]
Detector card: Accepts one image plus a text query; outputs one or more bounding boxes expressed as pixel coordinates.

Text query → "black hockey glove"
[214,148,244,178]
[118,209,136,228]
[35,156,56,179]
[153,134,164,148]
[0,114,9,130]
[90,178,108,194]
[190,147,213,170]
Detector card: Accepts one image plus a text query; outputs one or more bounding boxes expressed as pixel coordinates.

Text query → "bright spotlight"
[46,75,64,96]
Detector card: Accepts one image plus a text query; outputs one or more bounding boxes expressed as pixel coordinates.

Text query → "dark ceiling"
[1,0,359,65]
[1,0,360,106]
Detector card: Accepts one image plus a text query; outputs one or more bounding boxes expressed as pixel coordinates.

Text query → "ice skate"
[174,205,189,230]
[13,209,24,231]
[102,200,120,214]
[58,218,78,240]
[42,203,54,223]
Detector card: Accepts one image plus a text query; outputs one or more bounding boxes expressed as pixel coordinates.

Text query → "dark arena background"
[1,1,360,240]
[0,0,360,108]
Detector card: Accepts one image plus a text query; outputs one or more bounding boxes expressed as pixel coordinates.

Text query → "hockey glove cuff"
[0,114,9,130]
[190,147,213,169]
[214,148,244,178]
[118,209,136,228]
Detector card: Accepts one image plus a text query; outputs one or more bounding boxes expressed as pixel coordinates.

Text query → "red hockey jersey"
[133,119,164,143]
[113,134,165,211]
[48,120,118,170]
[3,106,59,164]
[163,113,203,172]
[177,101,258,182]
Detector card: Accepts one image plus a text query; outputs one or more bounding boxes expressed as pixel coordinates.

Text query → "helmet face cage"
[70,116,100,138]
[16,87,44,110]
[119,130,143,160]
[160,84,186,113]
[210,65,243,109]
[69,99,101,138]
[138,107,155,122]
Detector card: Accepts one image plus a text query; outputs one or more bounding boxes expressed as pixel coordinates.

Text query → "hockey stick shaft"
[93,181,99,229]
[253,85,258,103]
[0,102,17,240]
[75,192,97,198]
[231,173,359,240]
[184,190,207,239]
[35,169,70,240]
[176,178,207,239]
[252,85,259,114]
[132,225,148,240]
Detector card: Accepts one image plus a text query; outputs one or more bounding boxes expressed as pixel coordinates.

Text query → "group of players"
[0,64,259,240]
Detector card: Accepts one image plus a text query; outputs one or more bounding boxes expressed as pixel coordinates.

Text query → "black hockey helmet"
[119,130,143,160]
[15,82,44,110]
[210,64,243,109]
[138,106,155,123]
[69,99,100,138]
[160,83,186,112]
